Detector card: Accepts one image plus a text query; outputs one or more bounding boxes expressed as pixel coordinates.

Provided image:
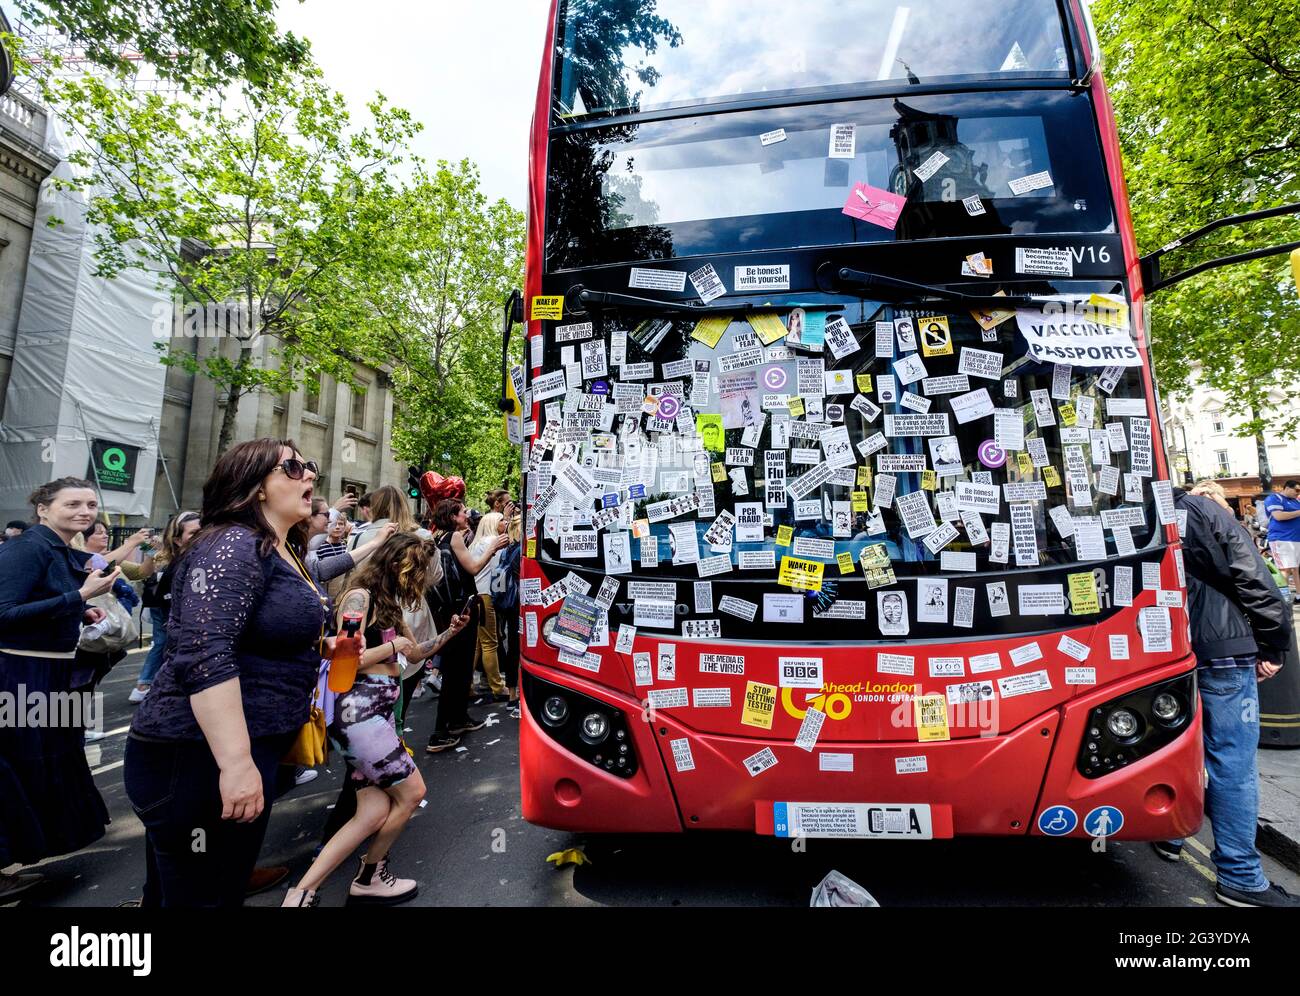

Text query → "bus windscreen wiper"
[567,285,787,316]
[827,265,1044,308]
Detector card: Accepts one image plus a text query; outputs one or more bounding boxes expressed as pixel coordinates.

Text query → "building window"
[350,380,369,429]
[1215,450,1231,474]
[304,372,322,415]
[1211,416,1225,435]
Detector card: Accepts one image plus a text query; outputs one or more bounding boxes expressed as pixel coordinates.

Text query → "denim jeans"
[136,608,169,685]
[1193,662,1268,892]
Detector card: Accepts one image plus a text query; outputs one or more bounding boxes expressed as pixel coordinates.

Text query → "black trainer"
[425,733,461,753]
[1215,882,1300,907]
[450,713,489,734]
[1151,840,1183,862]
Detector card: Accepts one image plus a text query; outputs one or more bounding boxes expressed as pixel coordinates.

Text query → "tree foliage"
[354,161,526,502]
[1094,0,1300,445]
[50,67,420,453]
[6,0,308,91]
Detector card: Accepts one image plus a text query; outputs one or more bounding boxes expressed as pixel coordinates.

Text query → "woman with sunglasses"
[124,440,329,907]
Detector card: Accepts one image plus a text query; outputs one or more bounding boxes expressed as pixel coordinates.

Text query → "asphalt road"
[14,648,1299,908]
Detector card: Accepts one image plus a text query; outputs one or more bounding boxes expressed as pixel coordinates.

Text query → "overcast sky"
[277,0,553,209]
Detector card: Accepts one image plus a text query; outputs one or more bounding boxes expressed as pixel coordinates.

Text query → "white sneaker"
[293,767,319,787]
[128,685,149,703]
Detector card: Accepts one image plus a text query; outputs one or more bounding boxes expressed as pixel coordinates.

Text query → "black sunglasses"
[276,458,319,480]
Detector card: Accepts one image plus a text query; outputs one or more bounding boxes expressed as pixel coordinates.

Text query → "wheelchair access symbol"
[1084,806,1124,838]
[1037,805,1078,836]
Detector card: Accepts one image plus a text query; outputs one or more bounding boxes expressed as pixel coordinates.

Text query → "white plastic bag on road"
[810,870,879,907]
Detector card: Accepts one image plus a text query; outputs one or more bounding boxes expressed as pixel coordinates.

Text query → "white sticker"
[958,348,1004,380]
[692,687,732,708]
[759,128,787,147]
[986,581,1011,617]
[648,686,687,709]
[779,656,824,689]
[734,264,790,291]
[914,150,950,181]
[895,755,929,775]
[1109,634,1129,660]
[628,267,687,292]
[1058,635,1091,661]
[1008,170,1054,195]
[743,746,779,777]
[997,669,1052,698]
[794,707,827,752]
[1064,667,1097,685]
[1014,247,1074,277]
[699,653,745,675]
[688,263,726,304]
[1009,642,1043,667]
[820,753,854,772]
[1019,584,1064,615]
[877,652,915,676]
[670,738,695,772]
[828,122,857,159]
[962,194,986,217]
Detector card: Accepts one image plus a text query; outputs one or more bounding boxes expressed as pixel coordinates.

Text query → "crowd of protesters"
[0,438,522,906]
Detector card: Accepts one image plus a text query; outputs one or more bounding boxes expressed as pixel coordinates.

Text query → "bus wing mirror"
[1140,202,1300,294]
[498,289,524,415]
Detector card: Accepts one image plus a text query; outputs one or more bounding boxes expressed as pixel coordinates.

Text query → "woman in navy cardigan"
[0,478,121,902]
[125,438,329,908]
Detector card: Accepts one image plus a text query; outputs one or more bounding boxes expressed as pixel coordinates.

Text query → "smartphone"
[461,596,477,617]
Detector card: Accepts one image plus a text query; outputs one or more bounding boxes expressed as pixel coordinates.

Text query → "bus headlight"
[1106,709,1140,740]
[1152,692,1181,723]
[1077,671,1197,779]
[522,671,638,780]
[580,712,609,744]
[542,696,569,727]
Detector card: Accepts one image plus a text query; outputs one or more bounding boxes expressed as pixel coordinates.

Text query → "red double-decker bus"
[507,0,1238,843]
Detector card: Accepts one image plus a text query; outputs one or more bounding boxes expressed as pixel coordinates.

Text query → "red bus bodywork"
[516,0,1203,841]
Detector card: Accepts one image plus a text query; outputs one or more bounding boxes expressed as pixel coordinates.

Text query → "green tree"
[354,160,526,502]
[6,0,308,91]
[1094,0,1300,480]
[50,68,421,454]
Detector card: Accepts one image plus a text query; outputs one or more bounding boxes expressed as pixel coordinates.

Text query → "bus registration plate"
[772,802,932,839]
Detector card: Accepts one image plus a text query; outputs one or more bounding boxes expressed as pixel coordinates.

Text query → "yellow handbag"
[282,544,329,767]
[284,687,328,767]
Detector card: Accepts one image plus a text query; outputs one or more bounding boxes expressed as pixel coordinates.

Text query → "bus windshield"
[546,90,1114,271]
[553,0,1073,119]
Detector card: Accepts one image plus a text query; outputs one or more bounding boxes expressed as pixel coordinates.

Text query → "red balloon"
[419,471,466,503]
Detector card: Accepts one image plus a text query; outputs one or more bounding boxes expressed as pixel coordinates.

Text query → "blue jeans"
[136,607,168,685]
[1188,663,1268,892]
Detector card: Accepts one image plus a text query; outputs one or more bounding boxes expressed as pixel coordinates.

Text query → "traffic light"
[407,465,422,499]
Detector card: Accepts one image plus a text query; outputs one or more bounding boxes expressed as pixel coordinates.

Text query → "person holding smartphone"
[0,478,119,901]
[426,499,507,752]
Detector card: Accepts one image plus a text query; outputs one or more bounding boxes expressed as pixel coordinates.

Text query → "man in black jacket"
[1156,489,1298,906]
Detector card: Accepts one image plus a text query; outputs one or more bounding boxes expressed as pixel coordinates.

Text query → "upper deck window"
[554,0,1072,121]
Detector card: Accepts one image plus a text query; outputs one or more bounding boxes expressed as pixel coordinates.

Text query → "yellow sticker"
[837,551,856,575]
[741,680,777,730]
[970,290,1014,332]
[531,295,563,321]
[691,315,732,349]
[526,537,537,559]
[787,397,805,418]
[851,490,869,512]
[1059,401,1077,427]
[921,469,936,491]
[1086,293,1128,328]
[747,312,788,345]
[697,414,725,451]
[1043,465,1061,487]
[855,373,873,393]
[711,461,727,483]
[860,543,891,569]
[915,693,951,742]
[918,315,953,357]
[1017,452,1034,476]
[1068,571,1100,615]
[775,525,794,547]
[778,555,824,592]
